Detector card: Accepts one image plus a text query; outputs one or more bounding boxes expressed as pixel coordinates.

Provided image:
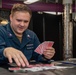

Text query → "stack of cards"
[34,41,54,55]
[8,63,54,72]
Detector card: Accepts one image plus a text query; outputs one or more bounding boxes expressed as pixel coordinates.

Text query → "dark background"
[31,12,63,60]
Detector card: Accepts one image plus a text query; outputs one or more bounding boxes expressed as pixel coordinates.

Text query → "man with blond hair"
[0,3,55,67]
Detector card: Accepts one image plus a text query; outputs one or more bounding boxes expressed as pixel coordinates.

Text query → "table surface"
[0,62,76,75]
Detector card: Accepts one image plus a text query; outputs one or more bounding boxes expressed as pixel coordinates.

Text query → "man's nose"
[20,22,25,26]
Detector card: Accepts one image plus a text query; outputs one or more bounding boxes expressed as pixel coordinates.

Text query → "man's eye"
[16,19,28,23]
[17,19,22,22]
[24,21,28,23]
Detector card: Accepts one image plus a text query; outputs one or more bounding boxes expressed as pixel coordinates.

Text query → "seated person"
[0,3,55,67]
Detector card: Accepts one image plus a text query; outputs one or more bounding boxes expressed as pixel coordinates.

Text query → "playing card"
[8,63,55,72]
[9,67,21,71]
[34,41,54,55]
[42,41,54,48]
[34,44,43,55]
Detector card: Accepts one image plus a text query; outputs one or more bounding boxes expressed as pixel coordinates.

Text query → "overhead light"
[43,11,62,15]
[24,0,39,4]
[43,11,56,15]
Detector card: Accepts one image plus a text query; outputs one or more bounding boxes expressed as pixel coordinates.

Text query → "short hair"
[11,3,32,16]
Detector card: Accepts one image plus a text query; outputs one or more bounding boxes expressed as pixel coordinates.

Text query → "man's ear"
[10,14,12,22]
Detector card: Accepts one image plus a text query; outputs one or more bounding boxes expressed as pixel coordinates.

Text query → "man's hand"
[43,47,55,59]
[3,47,29,67]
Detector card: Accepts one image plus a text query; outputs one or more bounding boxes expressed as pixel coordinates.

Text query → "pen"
[60,61,76,65]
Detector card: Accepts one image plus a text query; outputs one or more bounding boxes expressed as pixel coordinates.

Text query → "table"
[0,62,76,75]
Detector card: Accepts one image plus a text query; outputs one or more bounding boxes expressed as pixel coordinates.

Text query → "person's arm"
[0,37,29,67]
[32,33,55,63]
[0,28,29,67]
[0,32,8,63]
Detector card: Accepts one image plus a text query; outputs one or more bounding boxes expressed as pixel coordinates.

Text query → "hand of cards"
[34,41,54,55]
